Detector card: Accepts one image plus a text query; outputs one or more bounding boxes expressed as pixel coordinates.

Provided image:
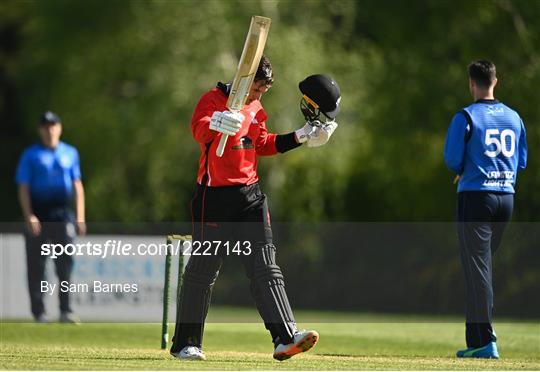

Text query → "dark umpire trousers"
[171,183,297,352]
[457,191,513,348]
[25,204,75,318]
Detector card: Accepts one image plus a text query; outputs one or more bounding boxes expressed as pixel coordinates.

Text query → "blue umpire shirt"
[15,141,81,206]
[444,99,528,193]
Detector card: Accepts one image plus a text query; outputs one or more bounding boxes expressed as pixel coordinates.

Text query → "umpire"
[15,111,86,323]
[444,60,527,358]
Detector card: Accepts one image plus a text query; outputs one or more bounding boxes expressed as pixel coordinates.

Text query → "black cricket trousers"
[171,183,297,352]
[457,191,513,348]
[25,205,75,318]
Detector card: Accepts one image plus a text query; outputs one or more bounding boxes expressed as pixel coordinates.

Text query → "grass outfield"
[1,307,539,370]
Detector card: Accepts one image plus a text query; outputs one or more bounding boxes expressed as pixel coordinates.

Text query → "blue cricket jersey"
[15,141,82,204]
[444,99,527,193]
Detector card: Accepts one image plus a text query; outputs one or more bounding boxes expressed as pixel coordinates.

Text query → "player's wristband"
[276,132,302,153]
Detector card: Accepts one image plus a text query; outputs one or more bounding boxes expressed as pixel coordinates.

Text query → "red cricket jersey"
[191,87,278,186]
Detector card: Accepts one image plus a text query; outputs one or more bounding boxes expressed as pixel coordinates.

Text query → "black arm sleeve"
[275,132,302,153]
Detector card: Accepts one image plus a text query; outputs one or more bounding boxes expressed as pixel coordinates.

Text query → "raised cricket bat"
[216,16,271,157]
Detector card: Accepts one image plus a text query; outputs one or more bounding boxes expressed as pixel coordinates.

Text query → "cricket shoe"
[34,314,49,323]
[171,346,206,361]
[456,342,499,359]
[59,312,81,324]
[273,330,319,361]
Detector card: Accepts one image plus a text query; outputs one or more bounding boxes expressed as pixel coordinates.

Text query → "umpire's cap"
[299,74,341,119]
[39,111,61,125]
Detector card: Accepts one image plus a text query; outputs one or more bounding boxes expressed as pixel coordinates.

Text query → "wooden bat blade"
[216,16,271,157]
[227,16,271,111]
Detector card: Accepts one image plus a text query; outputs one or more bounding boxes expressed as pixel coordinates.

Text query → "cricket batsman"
[170,55,341,361]
[444,60,527,359]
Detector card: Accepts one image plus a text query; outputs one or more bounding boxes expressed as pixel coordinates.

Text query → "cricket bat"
[216,16,271,157]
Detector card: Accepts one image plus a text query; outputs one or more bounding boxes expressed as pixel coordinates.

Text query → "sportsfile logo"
[40,239,253,259]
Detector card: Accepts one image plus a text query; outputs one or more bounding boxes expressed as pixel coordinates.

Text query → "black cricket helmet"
[299,74,341,121]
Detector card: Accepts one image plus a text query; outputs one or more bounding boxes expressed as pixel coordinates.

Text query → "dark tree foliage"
[1,0,538,316]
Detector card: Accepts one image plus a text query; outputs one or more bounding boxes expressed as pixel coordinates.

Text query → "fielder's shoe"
[59,312,81,324]
[456,342,499,359]
[171,346,206,361]
[273,330,319,361]
[34,313,49,323]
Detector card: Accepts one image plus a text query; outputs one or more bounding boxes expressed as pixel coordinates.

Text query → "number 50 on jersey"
[484,129,516,158]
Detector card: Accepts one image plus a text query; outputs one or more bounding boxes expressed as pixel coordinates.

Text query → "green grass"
[1,307,539,370]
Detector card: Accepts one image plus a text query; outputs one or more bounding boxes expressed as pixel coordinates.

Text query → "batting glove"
[210,111,244,136]
[294,121,318,143]
[307,120,338,147]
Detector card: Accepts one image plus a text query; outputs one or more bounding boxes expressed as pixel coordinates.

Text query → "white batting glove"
[307,120,338,147]
[210,111,244,136]
[294,121,317,143]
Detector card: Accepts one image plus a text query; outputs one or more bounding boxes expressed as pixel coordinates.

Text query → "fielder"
[444,60,527,358]
[170,55,341,361]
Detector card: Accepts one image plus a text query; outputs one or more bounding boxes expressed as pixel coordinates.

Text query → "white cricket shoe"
[171,346,206,361]
[273,330,319,361]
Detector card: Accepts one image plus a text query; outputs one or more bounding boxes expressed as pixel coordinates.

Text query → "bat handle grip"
[216,134,228,157]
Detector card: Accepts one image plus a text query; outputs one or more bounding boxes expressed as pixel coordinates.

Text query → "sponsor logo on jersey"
[483,170,514,187]
[60,155,72,168]
[483,180,513,187]
[39,154,55,167]
[487,106,504,115]
[486,171,514,179]
[232,136,254,150]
